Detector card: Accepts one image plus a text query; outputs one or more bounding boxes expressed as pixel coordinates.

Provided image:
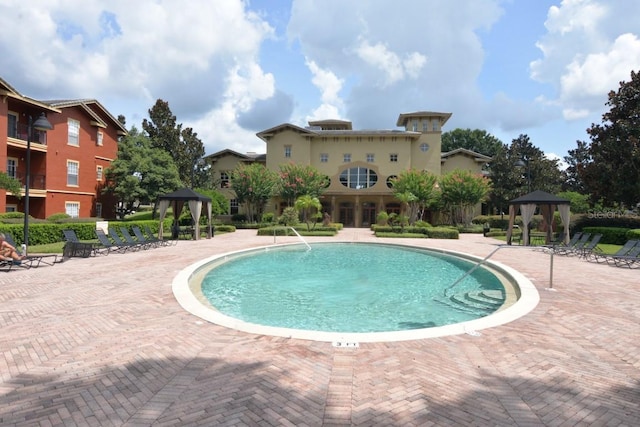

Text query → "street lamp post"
[515,157,531,193]
[24,113,53,255]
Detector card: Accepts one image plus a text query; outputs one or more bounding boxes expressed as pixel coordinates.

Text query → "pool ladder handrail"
[444,244,555,297]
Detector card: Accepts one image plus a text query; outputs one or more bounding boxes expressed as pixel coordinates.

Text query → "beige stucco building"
[206,111,490,227]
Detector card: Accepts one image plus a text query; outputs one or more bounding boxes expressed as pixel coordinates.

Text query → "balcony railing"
[16,173,46,190]
[8,123,48,145]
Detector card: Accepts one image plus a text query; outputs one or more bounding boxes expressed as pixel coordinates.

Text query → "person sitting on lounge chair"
[0,233,26,262]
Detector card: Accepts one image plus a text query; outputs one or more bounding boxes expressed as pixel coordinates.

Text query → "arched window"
[339,167,378,189]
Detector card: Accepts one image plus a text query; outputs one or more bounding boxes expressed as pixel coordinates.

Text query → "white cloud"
[305,59,345,121]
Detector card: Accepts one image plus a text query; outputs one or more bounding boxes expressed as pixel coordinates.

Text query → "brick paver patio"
[1,229,638,426]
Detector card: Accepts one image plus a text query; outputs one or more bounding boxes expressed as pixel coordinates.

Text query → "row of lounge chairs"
[551,232,640,268]
[63,225,175,257]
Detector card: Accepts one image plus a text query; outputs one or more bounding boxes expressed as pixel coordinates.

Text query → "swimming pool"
[173,242,539,342]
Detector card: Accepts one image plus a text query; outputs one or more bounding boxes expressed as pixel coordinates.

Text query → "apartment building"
[207,111,491,227]
[0,78,126,219]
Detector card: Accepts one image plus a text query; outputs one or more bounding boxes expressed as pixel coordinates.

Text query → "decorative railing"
[8,123,48,145]
[16,173,46,190]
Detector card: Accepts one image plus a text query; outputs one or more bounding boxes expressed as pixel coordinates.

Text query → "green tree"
[441,128,503,157]
[294,195,322,230]
[572,70,640,207]
[104,127,182,218]
[390,169,438,224]
[439,169,491,226]
[231,163,278,223]
[142,100,206,187]
[0,172,23,198]
[487,135,563,215]
[278,163,329,206]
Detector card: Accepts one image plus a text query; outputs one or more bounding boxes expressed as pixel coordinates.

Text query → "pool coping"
[172,242,540,343]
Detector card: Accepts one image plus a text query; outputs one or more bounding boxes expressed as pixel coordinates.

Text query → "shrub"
[231,214,247,223]
[47,213,72,222]
[582,226,631,245]
[261,212,275,224]
[627,229,640,239]
[425,227,459,239]
[376,211,389,226]
[277,207,299,226]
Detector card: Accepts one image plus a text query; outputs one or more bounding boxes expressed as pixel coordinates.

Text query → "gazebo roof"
[158,187,211,202]
[510,190,570,205]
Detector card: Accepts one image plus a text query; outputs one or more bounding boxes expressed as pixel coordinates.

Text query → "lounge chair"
[3,232,58,267]
[132,226,160,249]
[62,229,105,257]
[143,225,175,246]
[108,228,142,251]
[587,239,639,264]
[95,229,131,253]
[610,242,640,268]
[554,233,590,255]
[119,227,152,250]
[575,234,602,258]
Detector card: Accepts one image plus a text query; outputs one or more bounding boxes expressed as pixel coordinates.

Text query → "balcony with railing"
[16,172,47,191]
[8,122,48,145]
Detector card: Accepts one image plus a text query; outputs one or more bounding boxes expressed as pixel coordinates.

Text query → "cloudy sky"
[2,0,640,162]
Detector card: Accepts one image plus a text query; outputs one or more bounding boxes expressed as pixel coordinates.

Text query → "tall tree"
[441,128,503,157]
[486,135,563,215]
[230,163,278,222]
[142,100,206,187]
[104,127,182,218]
[573,70,640,207]
[277,163,330,206]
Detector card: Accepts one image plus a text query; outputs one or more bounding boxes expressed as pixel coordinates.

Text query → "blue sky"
[2,0,640,164]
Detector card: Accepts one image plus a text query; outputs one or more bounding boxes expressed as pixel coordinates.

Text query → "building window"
[412,120,418,132]
[284,145,292,158]
[96,165,103,180]
[366,153,375,163]
[68,119,80,146]
[97,131,103,146]
[7,113,18,138]
[389,153,398,162]
[386,175,398,188]
[6,204,17,213]
[95,202,103,218]
[220,171,230,188]
[320,153,328,163]
[343,153,351,163]
[420,143,430,152]
[432,119,440,131]
[423,121,429,132]
[67,161,79,186]
[65,202,80,218]
[230,199,239,215]
[339,167,378,189]
[7,158,17,179]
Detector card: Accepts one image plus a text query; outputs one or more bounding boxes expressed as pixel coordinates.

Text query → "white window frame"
[230,198,239,215]
[96,165,103,180]
[7,157,18,179]
[220,171,230,188]
[343,153,351,163]
[65,202,80,218]
[284,145,292,158]
[6,204,17,213]
[320,153,328,163]
[68,119,80,146]
[95,202,103,218]
[97,130,103,146]
[67,160,79,186]
[366,153,375,163]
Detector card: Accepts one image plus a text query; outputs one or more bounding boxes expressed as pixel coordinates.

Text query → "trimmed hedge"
[627,229,640,239]
[375,232,427,238]
[256,226,338,236]
[425,227,459,239]
[582,226,631,245]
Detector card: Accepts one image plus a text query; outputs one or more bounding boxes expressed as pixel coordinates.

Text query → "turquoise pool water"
[200,242,506,333]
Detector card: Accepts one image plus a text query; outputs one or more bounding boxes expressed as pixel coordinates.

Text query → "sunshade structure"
[157,188,212,240]
[506,190,571,246]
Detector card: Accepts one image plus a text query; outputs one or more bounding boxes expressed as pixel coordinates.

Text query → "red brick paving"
[0,229,638,426]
